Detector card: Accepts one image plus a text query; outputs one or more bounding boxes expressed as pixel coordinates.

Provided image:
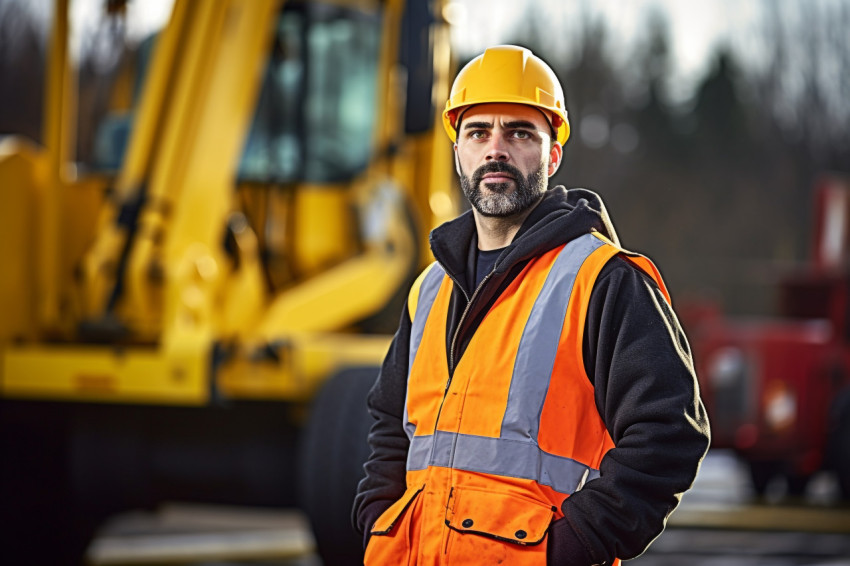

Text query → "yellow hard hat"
[443,45,570,145]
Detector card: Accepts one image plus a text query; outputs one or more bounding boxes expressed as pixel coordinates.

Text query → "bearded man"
[352,45,710,566]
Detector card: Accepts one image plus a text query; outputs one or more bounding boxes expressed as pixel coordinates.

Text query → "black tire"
[298,367,378,565]
[786,473,810,498]
[747,460,774,499]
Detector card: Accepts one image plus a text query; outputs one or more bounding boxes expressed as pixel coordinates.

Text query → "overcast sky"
[447,0,772,97]
[453,0,850,109]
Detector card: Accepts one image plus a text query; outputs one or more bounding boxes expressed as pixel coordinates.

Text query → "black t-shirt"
[474,247,505,289]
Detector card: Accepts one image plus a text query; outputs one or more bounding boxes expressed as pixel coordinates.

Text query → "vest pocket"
[370,483,425,535]
[364,485,426,566]
[445,486,555,563]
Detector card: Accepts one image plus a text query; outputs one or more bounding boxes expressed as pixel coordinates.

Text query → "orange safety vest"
[365,232,669,566]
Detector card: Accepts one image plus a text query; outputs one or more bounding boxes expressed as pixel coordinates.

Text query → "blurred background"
[446,0,850,316]
[1,0,849,565]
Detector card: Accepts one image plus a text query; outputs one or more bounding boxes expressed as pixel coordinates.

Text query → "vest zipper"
[446,270,494,379]
[425,268,473,453]
[428,267,493,438]
[436,267,495,544]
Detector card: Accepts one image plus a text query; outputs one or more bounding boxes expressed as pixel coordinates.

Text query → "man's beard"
[460,161,547,218]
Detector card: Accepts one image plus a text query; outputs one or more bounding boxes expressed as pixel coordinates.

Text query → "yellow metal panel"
[41,0,76,331]
[258,176,417,337]
[120,0,231,333]
[292,332,389,392]
[113,0,185,196]
[216,214,268,339]
[142,0,279,343]
[0,139,47,341]
[44,0,74,172]
[78,0,187,318]
[59,176,109,329]
[218,332,390,401]
[259,248,410,336]
[0,344,209,405]
[157,0,279,242]
[292,185,356,276]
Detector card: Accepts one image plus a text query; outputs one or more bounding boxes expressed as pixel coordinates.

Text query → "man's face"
[454,103,562,218]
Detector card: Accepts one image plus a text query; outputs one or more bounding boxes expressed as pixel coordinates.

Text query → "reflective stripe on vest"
[404,232,621,494]
[402,262,446,441]
[407,430,597,494]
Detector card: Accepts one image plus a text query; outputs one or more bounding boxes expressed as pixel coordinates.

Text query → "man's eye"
[512,130,531,139]
[469,131,487,140]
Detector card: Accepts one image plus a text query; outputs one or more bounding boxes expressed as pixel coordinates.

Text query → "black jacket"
[353,186,711,565]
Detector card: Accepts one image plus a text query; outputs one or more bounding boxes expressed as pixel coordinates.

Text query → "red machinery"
[687,175,850,499]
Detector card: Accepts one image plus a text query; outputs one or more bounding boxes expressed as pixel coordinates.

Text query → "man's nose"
[485,136,509,161]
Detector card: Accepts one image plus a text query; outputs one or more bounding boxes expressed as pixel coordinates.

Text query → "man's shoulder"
[593,254,667,299]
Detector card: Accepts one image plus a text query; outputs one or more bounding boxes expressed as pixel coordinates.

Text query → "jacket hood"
[429,186,619,284]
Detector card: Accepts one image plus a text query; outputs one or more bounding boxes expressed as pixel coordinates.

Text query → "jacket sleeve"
[351,305,412,546]
[558,257,711,565]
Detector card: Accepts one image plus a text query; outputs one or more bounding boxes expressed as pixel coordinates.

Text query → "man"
[352,45,710,566]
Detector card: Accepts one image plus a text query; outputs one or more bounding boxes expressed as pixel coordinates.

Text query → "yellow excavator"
[0,0,456,563]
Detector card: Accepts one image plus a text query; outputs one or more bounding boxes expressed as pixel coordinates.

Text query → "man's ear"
[547,141,563,177]
[453,143,461,175]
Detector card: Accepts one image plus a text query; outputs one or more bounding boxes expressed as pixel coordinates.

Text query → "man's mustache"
[471,162,524,189]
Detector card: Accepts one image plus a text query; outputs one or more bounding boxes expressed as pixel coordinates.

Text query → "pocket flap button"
[462,519,474,528]
[515,529,527,539]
